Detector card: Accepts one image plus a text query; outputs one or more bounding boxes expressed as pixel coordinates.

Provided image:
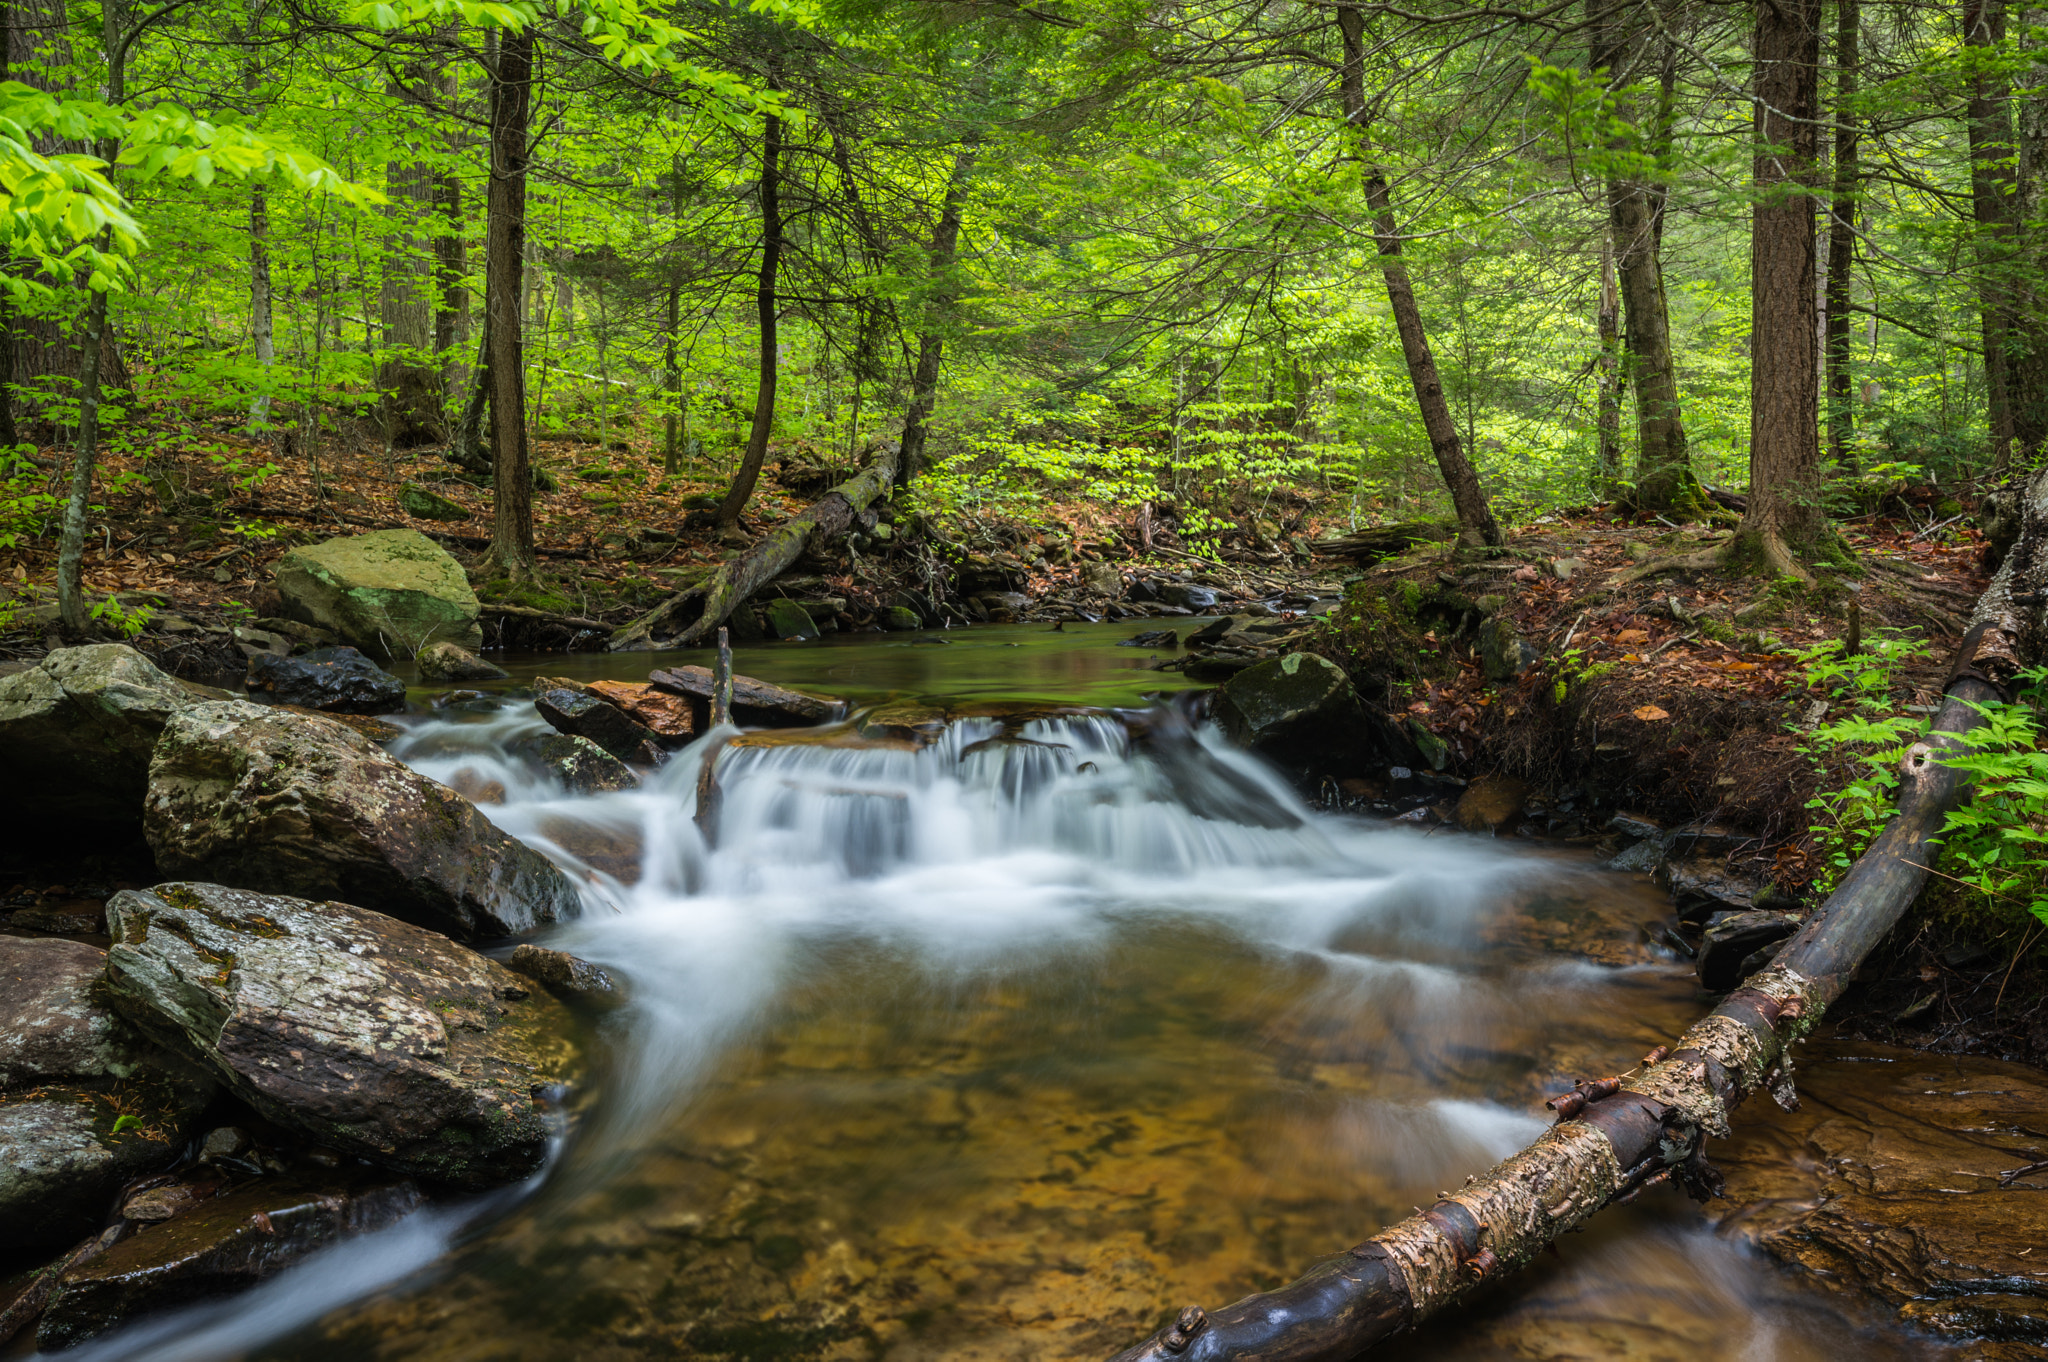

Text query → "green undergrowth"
[1799,634,2048,939]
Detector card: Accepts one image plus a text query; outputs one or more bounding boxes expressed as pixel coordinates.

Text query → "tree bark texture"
[248,183,275,427]
[897,147,975,490]
[486,27,537,578]
[1336,5,1502,548]
[612,440,899,651]
[1738,0,1829,573]
[1966,0,2016,473]
[716,111,784,528]
[1590,1,1694,513]
[1596,230,1622,492]
[1824,0,1860,468]
[381,148,446,447]
[2015,19,2048,463]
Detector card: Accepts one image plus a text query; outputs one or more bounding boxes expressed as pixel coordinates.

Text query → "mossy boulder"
[397,482,470,522]
[274,529,481,660]
[144,700,581,940]
[103,883,581,1189]
[1214,652,1378,783]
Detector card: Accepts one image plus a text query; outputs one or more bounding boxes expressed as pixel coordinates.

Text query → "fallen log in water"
[1108,471,2048,1362]
[610,440,899,651]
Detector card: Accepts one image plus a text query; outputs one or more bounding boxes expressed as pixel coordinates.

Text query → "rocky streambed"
[1,637,2044,1358]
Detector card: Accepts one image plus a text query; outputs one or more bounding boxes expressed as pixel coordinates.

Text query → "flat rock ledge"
[104,883,582,1190]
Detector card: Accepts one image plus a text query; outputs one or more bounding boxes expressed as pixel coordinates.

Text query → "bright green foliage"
[1932,668,2048,931]
[1796,633,1931,885]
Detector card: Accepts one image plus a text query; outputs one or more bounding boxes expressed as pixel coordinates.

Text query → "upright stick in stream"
[712,627,733,728]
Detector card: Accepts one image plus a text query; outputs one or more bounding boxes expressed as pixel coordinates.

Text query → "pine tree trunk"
[897,147,975,490]
[486,27,537,578]
[1337,5,1503,549]
[1966,0,2016,474]
[717,111,783,528]
[1738,0,1829,574]
[1825,0,1860,469]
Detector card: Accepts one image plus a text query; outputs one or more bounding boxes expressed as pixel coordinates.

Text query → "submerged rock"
[273,528,482,658]
[0,644,194,834]
[247,646,407,715]
[145,701,581,940]
[0,936,214,1254]
[1455,775,1527,835]
[1215,653,1376,783]
[416,641,509,682]
[507,944,623,1010]
[37,1176,425,1349]
[104,883,581,1188]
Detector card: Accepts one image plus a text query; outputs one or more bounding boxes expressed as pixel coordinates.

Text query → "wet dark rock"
[415,641,509,682]
[1694,910,1801,992]
[513,733,639,795]
[1214,653,1376,783]
[37,1176,426,1349]
[1119,630,1178,649]
[104,883,581,1189]
[1478,618,1540,681]
[879,606,921,631]
[1157,582,1219,611]
[534,687,664,764]
[145,701,580,940]
[6,899,105,934]
[0,644,194,835]
[649,666,839,728]
[1,936,215,1254]
[247,646,407,715]
[507,944,623,1010]
[553,678,695,746]
[1660,856,1767,921]
[763,597,815,640]
[1455,776,1527,834]
[1718,1041,2048,1350]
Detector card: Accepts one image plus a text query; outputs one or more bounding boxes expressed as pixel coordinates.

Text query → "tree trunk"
[381,147,445,448]
[485,27,536,579]
[1336,5,1503,549]
[1825,0,1860,469]
[54,0,127,638]
[896,146,975,490]
[613,440,899,651]
[1737,0,1829,575]
[2014,17,2048,462]
[663,279,684,472]
[717,111,783,528]
[448,317,491,474]
[1966,0,2016,474]
[1596,229,1622,493]
[433,169,466,403]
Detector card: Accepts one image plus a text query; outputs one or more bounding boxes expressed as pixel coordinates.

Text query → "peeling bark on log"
[1108,468,2048,1362]
[611,440,899,651]
[1308,521,1455,563]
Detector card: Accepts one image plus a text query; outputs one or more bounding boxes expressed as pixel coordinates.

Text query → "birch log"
[1107,467,2048,1362]
[610,440,899,652]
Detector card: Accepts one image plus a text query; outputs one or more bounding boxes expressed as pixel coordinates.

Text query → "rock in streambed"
[144,700,581,940]
[104,883,581,1189]
[0,644,196,835]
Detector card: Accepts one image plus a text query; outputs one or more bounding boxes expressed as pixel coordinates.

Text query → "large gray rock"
[1,936,214,1254]
[1214,652,1376,783]
[145,701,581,939]
[273,528,482,659]
[104,883,582,1189]
[246,646,407,715]
[0,644,193,832]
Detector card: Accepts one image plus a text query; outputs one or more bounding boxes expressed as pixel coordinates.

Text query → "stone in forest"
[648,665,839,727]
[1455,775,1527,834]
[247,646,407,715]
[102,883,581,1189]
[534,687,665,763]
[879,606,921,631]
[1660,856,1767,921]
[1081,561,1123,597]
[512,732,640,795]
[273,528,482,659]
[1694,910,1801,992]
[583,679,695,742]
[1214,652,1376,782]
[1478,617,1540,681]
[416,640,510,682]
[145,701,580,940]
[0,936,214,1254]
[764,597,816,640]
[1158,582,1220,610]
[397,481,470,521]
[36,1177,426,1349]
[1119,629,1179,648]
[507,943,624,1010]
[0,644,195,834]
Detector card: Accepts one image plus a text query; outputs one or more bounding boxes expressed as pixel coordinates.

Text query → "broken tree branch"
[1106,466,2048,1362]
[610,440,899,651]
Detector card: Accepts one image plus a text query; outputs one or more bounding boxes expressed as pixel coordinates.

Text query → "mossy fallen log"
[1308,521,1455,564]
[1107,468,2048,1362]
[610,441,898,651]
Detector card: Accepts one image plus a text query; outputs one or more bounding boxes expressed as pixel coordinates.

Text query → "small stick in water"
[712,626,733,728]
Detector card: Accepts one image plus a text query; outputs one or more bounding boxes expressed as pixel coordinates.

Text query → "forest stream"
[26,628,2009,1361]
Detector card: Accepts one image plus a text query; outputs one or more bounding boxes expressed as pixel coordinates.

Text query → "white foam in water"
[62,702,1612,1358]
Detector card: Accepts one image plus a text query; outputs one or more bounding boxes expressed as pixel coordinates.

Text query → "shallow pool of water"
[53,630,1968,1361]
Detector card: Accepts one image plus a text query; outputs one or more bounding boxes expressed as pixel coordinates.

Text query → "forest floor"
[1,419,2039,1065]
